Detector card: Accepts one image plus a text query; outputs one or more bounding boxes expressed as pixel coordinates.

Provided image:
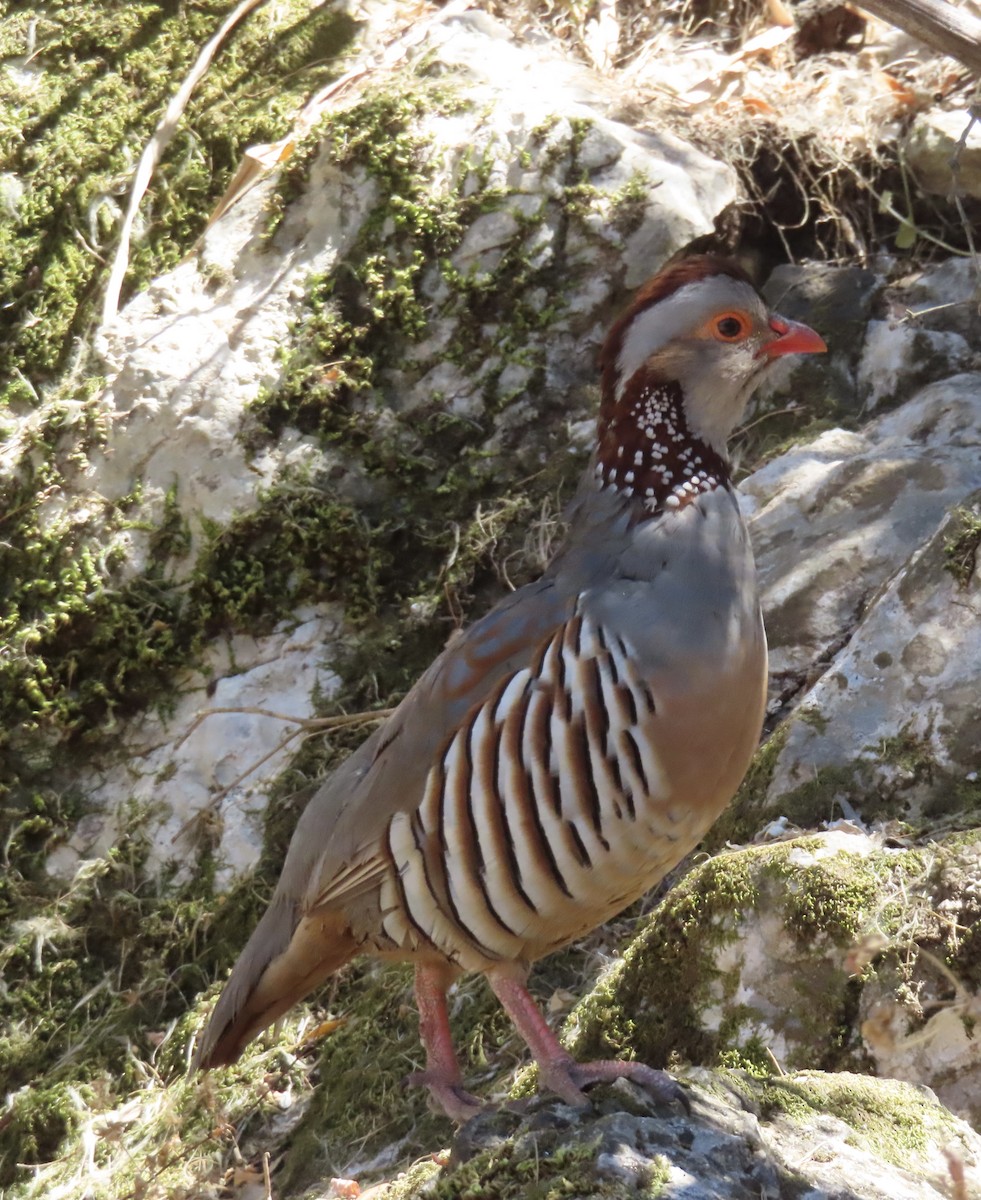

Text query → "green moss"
[271,962,519,1192]
[921,774,981,825]
[411,1129,650,1200]
[148,482,192,561]
[0,0,359,807]
[251,93,609,445]
[717,1036,775,1078]
[755,1073,950,1167]
[0,1083,92,1180]
[707,722,790,846]
[797,705,829,733]
[0,803,273,1188]
[763,838,885,945]
[750,758,891,832]
[873,729,936,781]
[943,503,981,588]
[609,171,653,237]
[0,1,356,405]
[568,839,920,1079]
[0,457,181,782]
[569,850,761,1070]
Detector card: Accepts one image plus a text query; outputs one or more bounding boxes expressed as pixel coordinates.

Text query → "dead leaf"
[326,1179,361,1199]
[678,25,793,108]
[765,0,794,26]
[206,139,297,229]
[844,932,888,976]
[297,1016,348,1048]
[547,987,577,1015]
[860,1001,899,1053]
[742,95,778,115]
[878,71,917,108]
[227,1165,268,1200]
[944,1150,968,1200]
[738,24,796,59]
[679,70,744,109]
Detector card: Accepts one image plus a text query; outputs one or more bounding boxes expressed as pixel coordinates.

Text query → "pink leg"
[407,964,485,1122]
[487,965,688,1111]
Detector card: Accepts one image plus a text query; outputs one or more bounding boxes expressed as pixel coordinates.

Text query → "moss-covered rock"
[375,1069,981,1199]
[561,830,981,1130]
[4,3,981,1198]
[0,5,739,1194]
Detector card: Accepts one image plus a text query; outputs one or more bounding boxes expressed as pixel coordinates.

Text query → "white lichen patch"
[48,607,342,885]
[857,319,971,410]
[83,171,366,573]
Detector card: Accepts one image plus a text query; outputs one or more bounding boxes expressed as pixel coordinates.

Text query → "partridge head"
[194,255,825,1120]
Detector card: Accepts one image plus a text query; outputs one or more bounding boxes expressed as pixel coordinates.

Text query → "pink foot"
[487,967,688,1112]
[412,963,488,1122]
[538,1056,690,1112]
[405,1069,486,1122]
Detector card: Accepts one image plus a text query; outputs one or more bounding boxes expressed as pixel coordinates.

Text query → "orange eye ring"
[712,311,750,342]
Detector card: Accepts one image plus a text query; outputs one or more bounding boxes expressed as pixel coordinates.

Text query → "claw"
[552,1059,690,1113]
[405,1069,486,1122]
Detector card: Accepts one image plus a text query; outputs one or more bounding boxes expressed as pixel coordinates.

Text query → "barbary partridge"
[194,255,826,1118]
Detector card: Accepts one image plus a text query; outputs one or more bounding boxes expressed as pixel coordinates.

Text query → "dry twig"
[101,0,269,325]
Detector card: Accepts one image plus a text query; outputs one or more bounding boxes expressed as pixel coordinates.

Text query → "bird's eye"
[714,313,748,341]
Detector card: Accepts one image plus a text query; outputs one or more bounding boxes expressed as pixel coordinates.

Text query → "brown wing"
[194,578,576,1067]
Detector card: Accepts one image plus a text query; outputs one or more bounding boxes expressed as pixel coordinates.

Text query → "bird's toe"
[539,1057,689,1113]
[405,1069,487,1123]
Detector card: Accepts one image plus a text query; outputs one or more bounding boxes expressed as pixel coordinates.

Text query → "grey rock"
[904,108,981,199]
[399,1069,981,1199]
[856,320,973,410]
[744,374,981,697]
[763,471,981,827]
[886,256,981,352]
[565,830,981,1134]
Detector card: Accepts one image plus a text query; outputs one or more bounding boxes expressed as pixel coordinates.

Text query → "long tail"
[194,898,359,1068]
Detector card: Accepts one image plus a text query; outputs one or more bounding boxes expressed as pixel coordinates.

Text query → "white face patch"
[614,276,765,403]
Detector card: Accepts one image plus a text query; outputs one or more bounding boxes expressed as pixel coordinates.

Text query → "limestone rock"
[856,319,973,410]
[763,485,981,829]
[567,831,981,1130]
[905,108,981,199]
[899,256,981,352]
[383,1069,981,1199]
[743,374,981,697]
[48,608,343,886]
